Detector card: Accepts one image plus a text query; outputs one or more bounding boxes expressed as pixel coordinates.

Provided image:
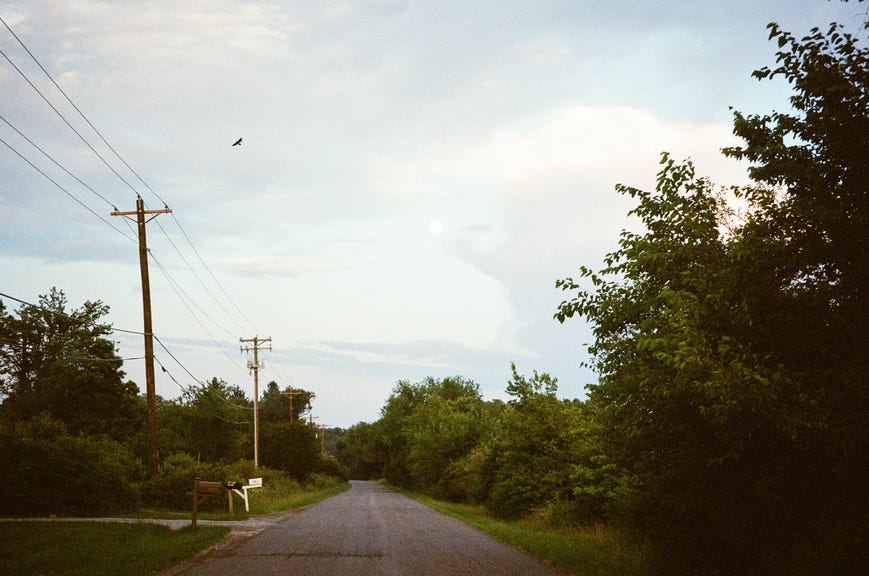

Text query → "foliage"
[314,455,351,481]
[258,380,314,423]
[372,376,491,496]
[0,288,142,443]
[162,378,253,463]
[140,452,230,510]
[0,415,143,515]
[555,19,867,575]
[259,419,319,480]
[486,364,585,519]
[335,421,386,480]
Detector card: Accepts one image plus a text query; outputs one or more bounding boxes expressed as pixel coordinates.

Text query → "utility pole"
[111,196,171,479]
[319,424,327,456]
[240,336,271,467]
[280,388,303,421]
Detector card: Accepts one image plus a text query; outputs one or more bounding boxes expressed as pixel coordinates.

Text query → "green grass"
[137,478,351,520]
[0,479,352,575]
[404,492,655,576]
[248,477,351,513]
[0,522,229,576]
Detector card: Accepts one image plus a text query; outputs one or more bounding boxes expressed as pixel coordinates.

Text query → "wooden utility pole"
[280,388,302,421]
[111,197,171,479]
[240,336,271,467]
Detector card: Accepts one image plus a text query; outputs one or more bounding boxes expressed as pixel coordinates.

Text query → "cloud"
[218,254,344,278]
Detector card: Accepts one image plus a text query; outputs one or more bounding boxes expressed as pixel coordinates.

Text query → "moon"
[428,218,444,234]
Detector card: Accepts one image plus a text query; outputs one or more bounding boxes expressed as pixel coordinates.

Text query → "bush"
[0,415,143,515]
[140,453,228,510]
[314,456,350,481]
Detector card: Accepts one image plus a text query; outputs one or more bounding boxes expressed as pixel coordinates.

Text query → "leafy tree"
[556,19,867,575]
[404,377,486,497]
[336,421,385,480]
[486,364,584,519]
[258,380,314,423]
[259,420,319,480]
[158,378,251,462]
[0,288,141,442]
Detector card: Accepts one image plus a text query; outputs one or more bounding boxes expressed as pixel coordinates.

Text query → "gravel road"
[174,480,568,576]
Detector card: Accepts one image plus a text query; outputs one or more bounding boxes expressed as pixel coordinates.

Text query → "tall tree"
[556,19,867,575]
[0,288,141,442]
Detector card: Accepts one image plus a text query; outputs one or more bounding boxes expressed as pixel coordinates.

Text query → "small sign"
[248,477,263,487]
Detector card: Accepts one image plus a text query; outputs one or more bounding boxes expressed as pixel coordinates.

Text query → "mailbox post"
[189,478,222,531]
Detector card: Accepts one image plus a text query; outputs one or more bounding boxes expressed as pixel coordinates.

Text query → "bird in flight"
[232,137,242,146]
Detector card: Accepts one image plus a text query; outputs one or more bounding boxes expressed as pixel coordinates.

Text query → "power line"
[0,290,256,418]
[1,16,260,338]
[0,44,141,200]
[0,113,119,210]
[0,135,137,244]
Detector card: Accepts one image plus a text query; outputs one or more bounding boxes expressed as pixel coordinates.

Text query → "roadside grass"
[0,478,351,576]
[137,476,351,520]
[403,491,655,576]
[0,522,229,576]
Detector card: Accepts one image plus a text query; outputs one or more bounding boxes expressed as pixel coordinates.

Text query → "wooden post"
[227,487,234,515]
[191,480,200,532]
[111,198,171,479]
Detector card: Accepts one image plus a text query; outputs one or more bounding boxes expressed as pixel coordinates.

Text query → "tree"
[175,377,251,462]
[555,19,867,575]
[0,288,141,442]
[336,421,385,480]
[258,380,314,424]
[259,420,319,480]
[486,364,583,519]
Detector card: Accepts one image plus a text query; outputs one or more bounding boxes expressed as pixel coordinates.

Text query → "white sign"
[248,477,263,487]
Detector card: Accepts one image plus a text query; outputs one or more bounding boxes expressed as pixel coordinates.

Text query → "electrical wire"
[0,16,260,338]
[0,291,256,413]
[0,135,138,244]
[0,44,142,200]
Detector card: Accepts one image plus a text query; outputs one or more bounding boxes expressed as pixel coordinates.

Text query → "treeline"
[337,22,867,576]
[0,289,346,516]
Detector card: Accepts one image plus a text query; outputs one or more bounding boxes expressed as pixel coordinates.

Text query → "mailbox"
[226,481,244,490]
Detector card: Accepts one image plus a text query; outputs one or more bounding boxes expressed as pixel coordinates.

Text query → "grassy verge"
[0,522,229,576]
[403,491,654,576]
[0,478,352,576]
[137,477,351,520]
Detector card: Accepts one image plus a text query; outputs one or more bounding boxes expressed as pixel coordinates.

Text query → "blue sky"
[1,1,865,427]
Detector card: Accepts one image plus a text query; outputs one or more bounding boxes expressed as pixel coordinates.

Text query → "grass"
[0,478,352,575]
[136,477,351,520]
[0,522,229,576]
[403,491,655,576]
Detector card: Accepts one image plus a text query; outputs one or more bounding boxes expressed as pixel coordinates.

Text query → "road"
[174,480,568,576]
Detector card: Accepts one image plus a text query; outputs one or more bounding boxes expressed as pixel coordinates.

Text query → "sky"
[1,1,865,428]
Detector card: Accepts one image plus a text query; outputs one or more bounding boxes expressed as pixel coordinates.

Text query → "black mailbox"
[226,481,244,490]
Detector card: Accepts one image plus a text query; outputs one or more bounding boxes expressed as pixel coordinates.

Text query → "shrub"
[314,456,350,481]
[0,415,143,515]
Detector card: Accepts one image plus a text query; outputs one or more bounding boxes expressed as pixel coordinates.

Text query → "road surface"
[175,480,568,576]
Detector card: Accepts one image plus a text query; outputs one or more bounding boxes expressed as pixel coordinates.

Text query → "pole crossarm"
[280,389,303,421]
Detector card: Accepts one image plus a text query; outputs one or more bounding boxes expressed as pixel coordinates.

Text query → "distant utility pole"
[280,388,303,421]
[111,196,172,479]
[319,424,327,456]
[240,335,271,467]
